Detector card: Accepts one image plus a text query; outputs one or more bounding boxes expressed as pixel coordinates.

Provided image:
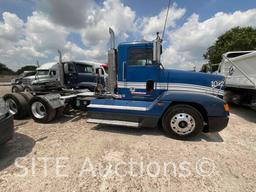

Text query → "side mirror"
[153,32,162,64]
[96,68,104,77]
[50,71,56,76]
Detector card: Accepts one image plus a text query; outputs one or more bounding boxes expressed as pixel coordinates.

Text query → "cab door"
[75,63,95,83]
[64,62,77,88]
[123,45,161,100]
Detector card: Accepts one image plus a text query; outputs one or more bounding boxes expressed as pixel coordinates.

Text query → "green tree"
[16,65,37,75]
[0,63,15,75]
[204,27,256,71]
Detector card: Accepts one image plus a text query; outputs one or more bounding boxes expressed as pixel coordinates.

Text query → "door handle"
[123,61,126,81]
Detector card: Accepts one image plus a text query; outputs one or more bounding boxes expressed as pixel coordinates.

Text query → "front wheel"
[162,104,204,139]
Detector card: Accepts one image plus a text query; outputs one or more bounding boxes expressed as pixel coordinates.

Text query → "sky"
[0,0,256,71]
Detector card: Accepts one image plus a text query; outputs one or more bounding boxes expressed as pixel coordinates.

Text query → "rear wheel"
[29,97,56,123]
[162,104,204,139]
[23,86,33,93]
[12,85,23,93]
[4,93,29,119]
[19,92,33,102]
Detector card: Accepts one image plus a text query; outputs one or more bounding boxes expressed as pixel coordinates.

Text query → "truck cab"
[11,71,37,85]
[87,29,229,139]
[33,62,59,84]
[15,61,108,93]
[62,61,107,91]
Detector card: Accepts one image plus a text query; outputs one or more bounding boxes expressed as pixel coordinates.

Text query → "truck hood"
[22,76,36,80]
[32,78,55,85]
[162,69,225,94]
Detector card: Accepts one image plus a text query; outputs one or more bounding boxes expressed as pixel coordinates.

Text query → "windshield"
[25,71,36,77]
[37,70,49,76]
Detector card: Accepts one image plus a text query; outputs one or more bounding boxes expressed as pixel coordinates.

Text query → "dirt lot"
[0,75,16,82]
[0,85,255,192]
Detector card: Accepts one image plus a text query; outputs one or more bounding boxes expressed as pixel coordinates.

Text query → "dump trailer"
[3,29,229,139]
[219,51,256,109]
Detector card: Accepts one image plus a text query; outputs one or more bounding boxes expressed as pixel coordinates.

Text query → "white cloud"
[41,0,137,64]
[0,5,115,70]
[61,41,105,62]
[25,11,69,52]
[162,9,256,70]
[140,3,186,40]
[80,0,136,50]
[1,1,256,72]
[0,12,24,46]
[0,11,69,69]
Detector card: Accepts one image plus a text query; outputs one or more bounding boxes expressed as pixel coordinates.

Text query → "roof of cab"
[37,60,107,70]
[74,60,106,67]
[118,41,153,47]
[37,62,57,70]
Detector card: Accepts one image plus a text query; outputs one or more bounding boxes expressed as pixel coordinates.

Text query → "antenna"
[162,0,171,40]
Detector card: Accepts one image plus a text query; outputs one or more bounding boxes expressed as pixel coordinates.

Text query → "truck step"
[87,118,140,128]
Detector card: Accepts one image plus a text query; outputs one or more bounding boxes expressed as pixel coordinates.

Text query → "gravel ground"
[0,85,255,192]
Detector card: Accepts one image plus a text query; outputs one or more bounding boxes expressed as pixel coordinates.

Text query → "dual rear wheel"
[29,97,57,123]
[4,93,61,123]
[4,93,30,119]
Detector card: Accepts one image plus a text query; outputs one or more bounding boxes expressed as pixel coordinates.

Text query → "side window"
[85,66,93,73]
[76,64,93,73]
[127,48,153,66]
[68,63,76,73]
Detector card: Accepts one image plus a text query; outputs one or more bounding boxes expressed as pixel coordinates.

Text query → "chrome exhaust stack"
[58,50,65,87]
[109,28,116,49]
[107,28,117,94]
[153,32,162,64]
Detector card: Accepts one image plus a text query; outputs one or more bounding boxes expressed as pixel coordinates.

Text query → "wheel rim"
[6,98,18,114]
[170,113,196,135]
[24,88,30,92]
[13,87,18,92]
[31,101,46,119]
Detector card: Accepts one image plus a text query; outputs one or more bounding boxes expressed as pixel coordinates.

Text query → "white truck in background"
[11,61,108,93]
[218,51,256,109]
[11,62,59,92]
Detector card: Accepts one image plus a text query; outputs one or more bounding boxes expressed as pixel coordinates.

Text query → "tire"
[3,93,29,119]
[23,86,33,93]
[19,92,33,103]
[162,104,204,139]
[29,97,56,123]
[12,85,23,93]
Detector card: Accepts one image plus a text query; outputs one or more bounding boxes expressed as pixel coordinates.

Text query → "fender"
[159,91,227,117]
[37,94,64,109]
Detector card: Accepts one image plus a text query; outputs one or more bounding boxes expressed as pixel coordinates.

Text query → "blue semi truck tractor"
[87,28,229,139]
